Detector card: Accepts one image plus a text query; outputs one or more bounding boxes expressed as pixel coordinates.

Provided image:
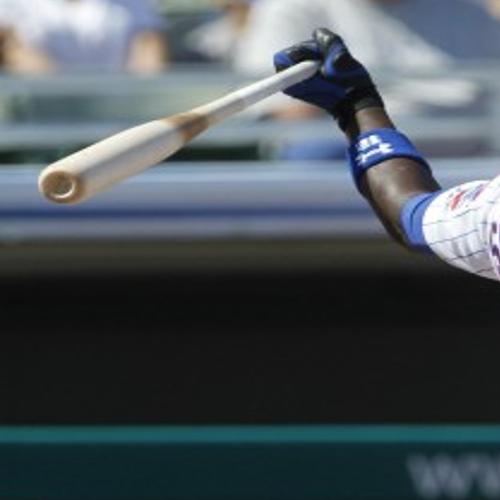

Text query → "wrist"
[344,106,394,141]
[334,87,385,132]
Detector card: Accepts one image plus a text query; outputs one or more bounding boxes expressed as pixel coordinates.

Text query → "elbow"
[378,217,419,252]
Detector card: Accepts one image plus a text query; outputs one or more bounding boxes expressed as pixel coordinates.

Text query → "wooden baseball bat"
[38,61,320,204]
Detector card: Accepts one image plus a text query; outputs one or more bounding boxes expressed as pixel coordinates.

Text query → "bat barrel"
[38,117,204,204]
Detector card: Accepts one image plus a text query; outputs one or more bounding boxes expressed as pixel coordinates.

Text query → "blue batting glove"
[274,28,383,129]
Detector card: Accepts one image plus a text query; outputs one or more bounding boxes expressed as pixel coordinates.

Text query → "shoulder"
[423,180,494,239]
[422,178,500,280]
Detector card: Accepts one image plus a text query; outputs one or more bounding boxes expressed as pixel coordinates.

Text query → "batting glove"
[274,28,384,129]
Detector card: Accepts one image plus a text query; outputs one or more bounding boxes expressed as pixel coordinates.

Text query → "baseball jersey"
[421,177,500,281]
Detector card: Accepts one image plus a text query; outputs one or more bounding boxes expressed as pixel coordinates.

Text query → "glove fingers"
[313,28,344,54]
[273,40,322,72]
[312,28,363,80]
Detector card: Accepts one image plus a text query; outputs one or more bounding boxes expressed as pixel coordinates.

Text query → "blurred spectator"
[386,0,500,60]
[238,0,451,75]
[227,0,453,124]
[237,0,500,73]
[228,0,489,158]
[0,0,169,74]
[187,0,254,66]
[485,0,500,19]
[190,0,454,122]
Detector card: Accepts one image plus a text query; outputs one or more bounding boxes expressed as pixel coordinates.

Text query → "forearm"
[344,107,441,246]
[273,29,441,248]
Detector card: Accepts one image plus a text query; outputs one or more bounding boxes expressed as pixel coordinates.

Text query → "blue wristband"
[347,128,430,191]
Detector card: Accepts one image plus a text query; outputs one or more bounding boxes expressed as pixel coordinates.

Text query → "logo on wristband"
[355,134,394,166]
[348,128,428,192]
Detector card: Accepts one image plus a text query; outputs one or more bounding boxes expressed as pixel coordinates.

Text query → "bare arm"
[274,28,441,248]
[3,30,55,74]
[127,31,169,75]
[344,107,441,247]
[275,29,500,281]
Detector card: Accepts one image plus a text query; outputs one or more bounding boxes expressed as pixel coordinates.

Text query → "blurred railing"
[4,159,499,244]
[0,64,498,162]
[2,157,495,276]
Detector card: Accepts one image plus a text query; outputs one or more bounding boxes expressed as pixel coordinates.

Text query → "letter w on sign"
[407,454,500,499]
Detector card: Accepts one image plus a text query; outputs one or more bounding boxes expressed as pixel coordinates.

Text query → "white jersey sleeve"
[422,175,500,281]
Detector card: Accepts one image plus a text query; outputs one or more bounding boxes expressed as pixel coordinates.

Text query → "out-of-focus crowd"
[2,0,498,161]
[2,0,500,76]
[0,0,168,74]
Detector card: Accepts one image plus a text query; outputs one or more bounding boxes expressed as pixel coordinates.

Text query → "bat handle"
[196,60,322,124]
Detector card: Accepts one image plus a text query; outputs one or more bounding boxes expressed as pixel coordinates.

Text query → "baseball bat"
[38,61,320,204]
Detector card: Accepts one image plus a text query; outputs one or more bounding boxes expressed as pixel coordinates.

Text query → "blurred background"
[4,1,500,498]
